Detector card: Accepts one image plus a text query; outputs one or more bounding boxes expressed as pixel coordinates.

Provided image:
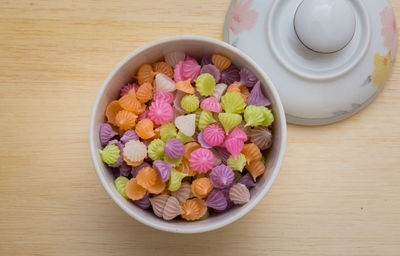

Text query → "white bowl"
[89,35,287,233]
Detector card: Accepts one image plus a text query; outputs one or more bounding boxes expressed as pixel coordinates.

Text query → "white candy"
[164,51,186,67]
[155,73,176,92]
[174,114,196,137]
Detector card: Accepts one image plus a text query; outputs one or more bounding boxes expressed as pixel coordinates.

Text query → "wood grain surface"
[0,0,399,255]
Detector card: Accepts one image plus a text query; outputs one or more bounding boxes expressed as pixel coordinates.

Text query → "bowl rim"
[89,35,287,233]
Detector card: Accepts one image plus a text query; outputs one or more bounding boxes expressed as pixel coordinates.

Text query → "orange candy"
[183,142,201,159]
[175,79,195,94]
[212,53,232,72]
[176,158,196,176]
[191,177,213,199]
[137,64,155,85]
[181,198,207,221]
[136,167,166,194]
[136,83,153,103]
[115,110,137,130]
[227,82,250,102]
[246,160,265,181]
[153,127,161,139]
[241,143,262,164]
[152,62,174,78]
[119,92,143,115]
[105,100,123,126]
[135,119,155,140]
[125,178,147,200]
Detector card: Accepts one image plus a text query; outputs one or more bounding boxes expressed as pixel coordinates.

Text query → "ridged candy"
[229,183,250,205]
[153,160,173,182]
[181,198,207,221]
[239,67,258,87]
[200,97,222,113]
[133,194,151,209]
[152,62,174,78]
[189,148,214,173]
[115,110,137,130]
[107,140,124,167]
[162,196,184,220]
[197,130,212,149]
[175,79,195,94]
[136,82,153,103]
[148,100,173,125]
[120,83,137,97]
[154,90,174,104]
[202,124,225,146]
[131,161,151,178]
[137,64,155,84]
[209,164,235,189]
[159,122,177,142]
[174,58,201,83]
[220,65,240,85]
[99,144,120,165]
[120,129,139,144]
[198,110,216,130]
[246,159,265,181]
[123,140,147,162]
[136,167,166,194]
[227,153,246,172]
[238,173,256,189]
[176,131,194,144]
[206,189,228,211]
[99,123,118,146]
[218,112,242,134]
[221,92,246,114]
[191,177,213,198]
[249,127,272,150]
[241,143,262,164]
[147,139,165,160]
[114,176,130,199]
[164,138,185,159]
[125,178,147,200]
[244,106,274,127]
[211,54,231,72]
[212,83,228,101]
[105,100,123,126]
[135,119,155,140]
[150,194,169,217]
[195,73,216,96]
[164,51,185,67]
[183,142,201,159]
[176,158,196,176]
[180,94,199,112]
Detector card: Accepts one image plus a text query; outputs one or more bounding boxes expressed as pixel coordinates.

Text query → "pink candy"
[154,91,175,105]
[203,125,225,147]
[224,127,247,159]
[148,100,174,125]
[189,148,215,173]
[173,58,201,83]
[200,97,222,113]
[138,110,150,121]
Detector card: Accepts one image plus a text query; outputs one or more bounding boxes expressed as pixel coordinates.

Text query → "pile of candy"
[98,52,273,221]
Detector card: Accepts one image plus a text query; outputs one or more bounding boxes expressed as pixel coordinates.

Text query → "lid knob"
[294,0,356,53]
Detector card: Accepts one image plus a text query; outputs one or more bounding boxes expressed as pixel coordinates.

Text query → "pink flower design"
[229,0,259,35]
[380,6,398,59]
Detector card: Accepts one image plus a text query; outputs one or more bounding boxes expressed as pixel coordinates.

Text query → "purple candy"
[210,164,235,189]
[216,147,231,165]
[201,54,213,66]
[99,123,118,146]
[111,168,120,178]
[107,140,124,168]
[119,162,132,177]
[131,162,151,178]
[200,64,221,83]
[215,186,234,211]
[133,194,151,209]
[220,65,240,85]
[239,67,258,87]
[120,130,139,144]
[120,83,139,96]
[164,139,185,159]
[206,190,228,211]
[246,81,271,106]
[197,131,212,149]
[238,173,256,189]
[153,160,173,182]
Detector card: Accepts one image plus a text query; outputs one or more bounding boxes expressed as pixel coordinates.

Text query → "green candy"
[194,109,202,127]
[176,131,195,144]
[160,122,177,141]
[181,95,200,112]
[198,110,216,130]
[218,112,242,134]
[233,171,243,182]
[221,92,246,114]
[148,139,165,160]
[227,153,246,172]
[99,144,120,165]
[114,176,129,199]
[164,155,183,167]
[195,73,216,96]
[168,168,187,191]
[244,106,274,127]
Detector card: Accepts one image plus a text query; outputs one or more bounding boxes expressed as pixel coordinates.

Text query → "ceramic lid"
[223,0,398,125]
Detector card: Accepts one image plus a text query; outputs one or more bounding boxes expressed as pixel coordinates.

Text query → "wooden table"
[1,0,399,255]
